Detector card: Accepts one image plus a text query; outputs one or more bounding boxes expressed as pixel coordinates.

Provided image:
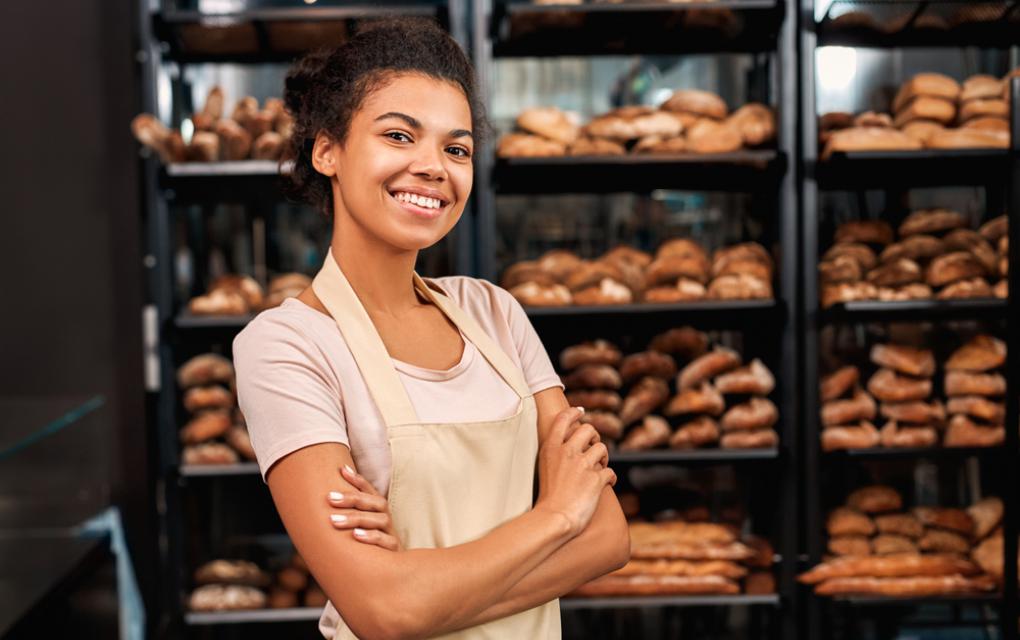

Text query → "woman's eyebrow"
[375,112,473,139]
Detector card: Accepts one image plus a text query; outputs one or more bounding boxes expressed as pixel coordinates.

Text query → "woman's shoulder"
[426,275,519,318]
[233,298,338,358]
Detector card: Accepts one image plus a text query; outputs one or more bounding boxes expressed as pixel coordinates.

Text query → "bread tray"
[819,298,1006,324]
[179,463,260,477]
[815,149,1009,189]
[185,607,322,625]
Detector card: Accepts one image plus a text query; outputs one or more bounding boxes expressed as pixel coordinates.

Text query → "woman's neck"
[329,218,423,318]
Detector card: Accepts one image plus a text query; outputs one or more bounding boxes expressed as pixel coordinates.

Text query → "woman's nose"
[408,145,446,181]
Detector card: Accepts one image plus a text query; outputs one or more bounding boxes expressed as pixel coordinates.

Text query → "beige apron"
[312,249,561,640]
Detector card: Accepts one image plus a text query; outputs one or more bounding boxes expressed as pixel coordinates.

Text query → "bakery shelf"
[560,593,780,610]
[493,151,786,194]
[179,463,260,477]
[824,445,1006,460]
[174,310,253,331]
[610,447,780,464]
[185,607,322,625]
[152,4,448,63]
[819,298,1007,324]
[814,149,1009,189]
[160,161,291,203]
[817,0,1020,48]
[831,593,1003,607]
[491,0,784,56]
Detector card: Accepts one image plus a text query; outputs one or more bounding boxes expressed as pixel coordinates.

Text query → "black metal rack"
[473,0,801,637]
[798,0,1020,631]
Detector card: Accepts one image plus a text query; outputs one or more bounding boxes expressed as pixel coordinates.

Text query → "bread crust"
[720,397,779,431]
[870,344,935,378]
[560,340,623,370]
[714,359,776,395]
[798,553,978,584]
[619,415,672,451]
[720,428,778,449]
[620,377,671,425]
[665,383,726,417]
[848,485,903,514]
[827,507,877,537]
[945,334,1006,372]
[867,368,932,403]
[620,351,678,382]
[821,421,880,451]
[820,366,860,402]
[669,415,721,449]
[678,347,741,390]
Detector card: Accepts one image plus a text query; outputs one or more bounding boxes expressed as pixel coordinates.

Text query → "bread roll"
[835,220,895,246]
[848,485,903,514]
[619,377,670,425]
[821,421,880,452]
[892,73,962,113]
[867,368,932,403]
[660,89,728,120]
[665,383,726,417]
[827,507,876,537]
[822,127,923,160]
[669,415,721,449]
[944,334,1006,372]
[619,415,672,451]
[821,388,877,427]
[516,107,579,145]
[497,133,566,158]
[820,366,860,402]
[798,553,978,584]
[926,128,1009,149]
[870,344,935,377]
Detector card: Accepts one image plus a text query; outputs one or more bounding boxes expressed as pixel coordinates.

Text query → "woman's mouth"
[389,190,448,220]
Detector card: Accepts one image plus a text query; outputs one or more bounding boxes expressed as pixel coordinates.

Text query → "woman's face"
[323,73,474,252]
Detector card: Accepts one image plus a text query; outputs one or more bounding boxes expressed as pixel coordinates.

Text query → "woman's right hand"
[535,407,617,537]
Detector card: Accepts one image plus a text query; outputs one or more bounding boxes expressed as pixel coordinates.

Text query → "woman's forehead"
[358,74,472,131]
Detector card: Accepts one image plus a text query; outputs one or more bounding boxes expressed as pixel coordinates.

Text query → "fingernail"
[353,528,367,537]
[331,514,347,524]
[574,406,585,414]
[329,491,344,501]
[343,464,356,475]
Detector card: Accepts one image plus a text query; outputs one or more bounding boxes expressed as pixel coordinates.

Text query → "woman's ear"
[311,131,338,177]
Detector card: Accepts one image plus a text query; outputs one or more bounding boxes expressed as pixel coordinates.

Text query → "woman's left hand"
[327,465,403,551]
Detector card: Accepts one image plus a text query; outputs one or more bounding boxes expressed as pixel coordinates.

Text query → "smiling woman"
[232,17,629,640]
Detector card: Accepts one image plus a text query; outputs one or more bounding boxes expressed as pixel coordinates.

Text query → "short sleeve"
[490,284,565,395]
[233,313,349,483]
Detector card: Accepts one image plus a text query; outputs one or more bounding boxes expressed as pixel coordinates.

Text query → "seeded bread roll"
[619,415,672,451]
[660,89,728,120]
[875,513,925,539]
[870,344,935,377]
[959,99,1009,124]
[821,387,877,427]
[669,415,721,449]
[827,507,877,537]
[823,242,878,270]
[835,220,895,246]
[927,127,1009,150]
[509,281,571,307]
[892,73,962,113]
[913,506,975,536]
[945,335,1006,372]
[497,132,566,158]
[820,366,859,402]
[619,377,671,426]
[714,359,775,395]
[893,96,956,128]
[821,421,880,451]
[516,106,579,145]
[565,390,623,413]
[678,347,741,390]
[665,383,726,417]
[880,235,945,263]
[867,368,932,403]
[568,136,626,156]
[961,75,1003,102]
[944,370,1006,397]
[686,119,743,154]
[848,485,903,514]
[648,327,709,359]
[821,127,923,159]
[879,400,945,425]
[879,420,938,448]
[944,414,1005,447]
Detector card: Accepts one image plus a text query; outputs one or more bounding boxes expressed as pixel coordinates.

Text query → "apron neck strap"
[412,272,531,400]
[312,249,419,427]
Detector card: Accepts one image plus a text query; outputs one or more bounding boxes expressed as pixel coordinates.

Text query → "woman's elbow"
[609,518,631,571]
[347,602,423,640]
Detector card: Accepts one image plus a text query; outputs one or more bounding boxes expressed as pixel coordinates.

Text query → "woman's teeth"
[393,191,443,210]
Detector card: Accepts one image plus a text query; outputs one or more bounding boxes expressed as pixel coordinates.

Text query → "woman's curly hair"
[282,17,488,217]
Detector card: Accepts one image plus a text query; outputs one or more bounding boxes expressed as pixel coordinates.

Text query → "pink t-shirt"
[232,275,563,493]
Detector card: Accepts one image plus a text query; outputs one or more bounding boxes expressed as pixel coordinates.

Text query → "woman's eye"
[386,131,412,143]
[446,146,471,158]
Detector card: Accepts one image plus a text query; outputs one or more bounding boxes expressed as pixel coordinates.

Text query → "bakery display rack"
[152,2,450,63]
[490,0,784,56]
[138,1,472,637]
[799,0,1020,628]
[817,0,1020,49]
[475,0,800,636]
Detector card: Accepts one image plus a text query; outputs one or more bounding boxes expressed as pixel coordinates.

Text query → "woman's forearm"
[460,486,630,627]
[315,504,576,640]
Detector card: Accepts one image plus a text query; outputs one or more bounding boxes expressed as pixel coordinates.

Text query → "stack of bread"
[131,87,292,164]
[820,70,1016,158]
[497,89,775,158]
[820,212,1007,308]
[502,240,774,308]
[177,353,256,466]
[559,326,779,451]
[571,519,775,597]
[798,486,1002,597]
[943,335,1007,448]
[189,553,328,612]
[188,272,312,316]
[819,334,1008,451]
